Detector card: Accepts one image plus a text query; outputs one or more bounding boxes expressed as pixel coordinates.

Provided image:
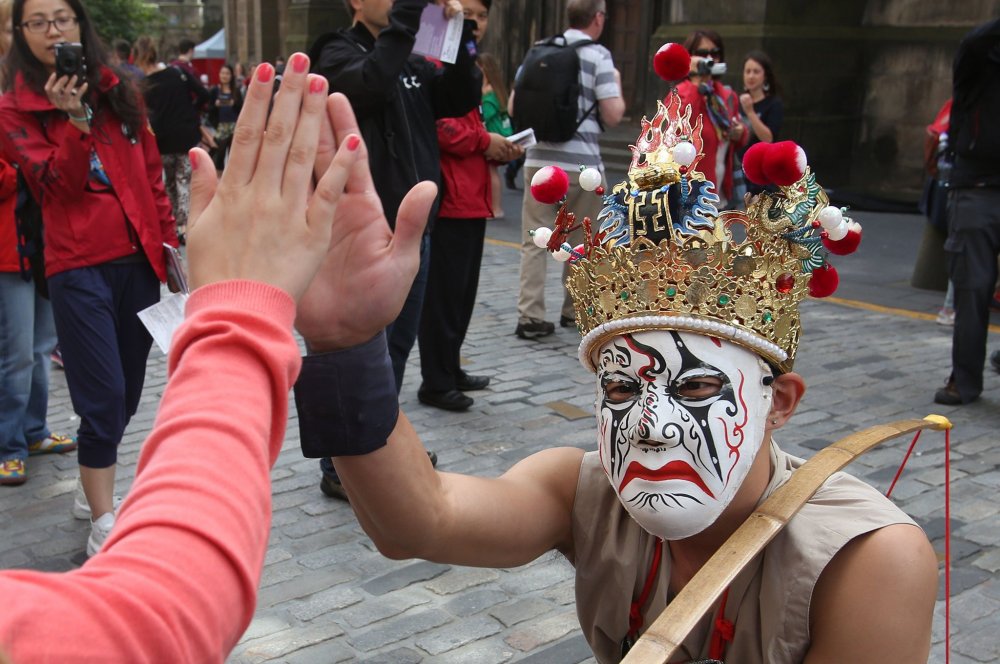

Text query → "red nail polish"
[292,53,308,74]
[346,136,360,151]
[309,76,325,94]
[256,63,273,83]
[189,150,198,171]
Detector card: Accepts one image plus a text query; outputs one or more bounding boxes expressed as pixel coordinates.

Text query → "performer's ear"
[767,372,805,429]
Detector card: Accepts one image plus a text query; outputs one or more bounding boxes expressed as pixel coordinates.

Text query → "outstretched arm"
[0,54,365,662]
[295,93,582,568]
[805,524,938,663]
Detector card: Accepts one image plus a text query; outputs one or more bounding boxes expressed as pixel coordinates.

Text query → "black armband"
[294,330,398,458]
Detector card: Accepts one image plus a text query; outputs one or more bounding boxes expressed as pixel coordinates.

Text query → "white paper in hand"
[138,293,189,355]
[411,5,464,64]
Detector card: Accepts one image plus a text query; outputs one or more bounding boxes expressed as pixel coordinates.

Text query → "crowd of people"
[5,0,991,661]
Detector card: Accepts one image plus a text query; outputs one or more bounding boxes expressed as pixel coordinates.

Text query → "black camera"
[695,57,727,77]
[54,42,86,80]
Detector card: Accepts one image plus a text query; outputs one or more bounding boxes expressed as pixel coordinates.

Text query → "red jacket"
[674,79,748,202]
[0,68,177,280]
[0,158,19,273]
[436,109,492,219]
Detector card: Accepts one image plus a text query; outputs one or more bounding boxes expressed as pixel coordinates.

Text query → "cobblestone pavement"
[2,201,998,663]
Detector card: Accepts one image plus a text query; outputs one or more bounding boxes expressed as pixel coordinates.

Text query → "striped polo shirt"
[524,28,620,171]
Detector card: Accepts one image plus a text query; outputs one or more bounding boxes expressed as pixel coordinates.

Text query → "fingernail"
[256,63,274,83]
[189,150,198,170]
[346,135,360,151]
[291,53,309,74]
[309,75,325,94]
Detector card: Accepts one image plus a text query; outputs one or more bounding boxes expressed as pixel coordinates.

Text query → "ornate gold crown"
[544,90,856,373]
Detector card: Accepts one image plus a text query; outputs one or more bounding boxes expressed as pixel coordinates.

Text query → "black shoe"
[320,472,348,500]
[515,320,555,339]
[320,451,438,501]
[933,379,975,406]
[991,350,1000,373]
[456,372,490,391]
[559,315,576,328]
[418,388,473,411]
[504,169,518,190]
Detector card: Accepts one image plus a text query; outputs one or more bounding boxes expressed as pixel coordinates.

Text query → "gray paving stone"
[415,614,503,655]
[348,608,452,651]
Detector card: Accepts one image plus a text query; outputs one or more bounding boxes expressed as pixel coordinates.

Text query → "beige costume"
[571,440,919,663]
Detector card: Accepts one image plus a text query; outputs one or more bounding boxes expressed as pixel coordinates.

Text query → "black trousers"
[946,187,1000,401]
[418,217,487,392]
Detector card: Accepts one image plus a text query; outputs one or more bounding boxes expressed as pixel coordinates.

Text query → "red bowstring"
[883,427,951,664]
[945,427,951,664]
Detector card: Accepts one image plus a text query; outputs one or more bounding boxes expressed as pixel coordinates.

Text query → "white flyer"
[138,293,189,355]
[411,5,464,64]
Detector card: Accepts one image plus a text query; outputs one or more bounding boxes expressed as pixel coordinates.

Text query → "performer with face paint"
[293,44,938,664]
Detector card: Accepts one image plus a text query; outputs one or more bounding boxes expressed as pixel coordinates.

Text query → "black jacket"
[308,0,482,228]
[950,18,1000,188]
[143,66,211,155]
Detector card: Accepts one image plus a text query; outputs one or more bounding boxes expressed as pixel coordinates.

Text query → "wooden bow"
[621,415,952,664]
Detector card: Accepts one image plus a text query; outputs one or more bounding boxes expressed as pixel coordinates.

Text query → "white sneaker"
[72,478,123,520]
[935,307,955,326]
[87,512,116,557]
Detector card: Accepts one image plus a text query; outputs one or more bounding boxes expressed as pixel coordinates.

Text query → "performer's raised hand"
[295,92,437,351]
[185,54,360,302]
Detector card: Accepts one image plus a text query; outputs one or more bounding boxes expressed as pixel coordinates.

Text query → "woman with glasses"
[670,29,747,209]
[0,0,177,556]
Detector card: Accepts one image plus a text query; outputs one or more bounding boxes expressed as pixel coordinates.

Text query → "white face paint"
[595,330,773,540]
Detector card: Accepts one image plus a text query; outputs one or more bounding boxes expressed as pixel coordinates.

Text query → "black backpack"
[13,165,48,298]
[513,35,601,143]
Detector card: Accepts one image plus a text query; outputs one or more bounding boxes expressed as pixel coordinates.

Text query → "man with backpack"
[935,18,1000,405]
[511,0,624,340]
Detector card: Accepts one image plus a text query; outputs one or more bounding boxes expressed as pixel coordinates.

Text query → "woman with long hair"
[207,62,243,170]
[0,0,177,555]
[738,49,784,196]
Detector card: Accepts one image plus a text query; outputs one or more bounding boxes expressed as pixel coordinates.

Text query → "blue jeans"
[0,273,57,462]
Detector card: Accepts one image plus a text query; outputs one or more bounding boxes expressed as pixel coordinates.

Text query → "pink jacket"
[0,280,300,662]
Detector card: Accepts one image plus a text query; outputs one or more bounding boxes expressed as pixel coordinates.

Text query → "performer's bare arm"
[336,420,583,567]
[296,93,582,568]
[805,523,938,663]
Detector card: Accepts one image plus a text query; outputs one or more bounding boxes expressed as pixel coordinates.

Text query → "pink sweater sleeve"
[0,280,301,663]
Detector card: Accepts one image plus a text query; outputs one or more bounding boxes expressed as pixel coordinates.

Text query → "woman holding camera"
[0,0,177,555]
[670,29,747,209]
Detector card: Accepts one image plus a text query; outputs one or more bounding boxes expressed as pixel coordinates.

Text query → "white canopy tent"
[194,29,225,59]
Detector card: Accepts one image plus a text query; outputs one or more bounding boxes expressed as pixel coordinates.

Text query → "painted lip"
[618,460,715,499]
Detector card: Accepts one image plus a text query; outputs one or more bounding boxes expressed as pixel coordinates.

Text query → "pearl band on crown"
[578,315,788,373]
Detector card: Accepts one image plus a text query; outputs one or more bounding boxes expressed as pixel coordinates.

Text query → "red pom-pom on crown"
[808,263,839,298]
[653,43,691,83]
[530,166,570,205]
[763,141,808,187]
[822,221,863,255]
[742,141,808,187]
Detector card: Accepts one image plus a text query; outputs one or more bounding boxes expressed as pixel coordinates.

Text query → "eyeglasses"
[693,48,721,57]
[20,16,78,34]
